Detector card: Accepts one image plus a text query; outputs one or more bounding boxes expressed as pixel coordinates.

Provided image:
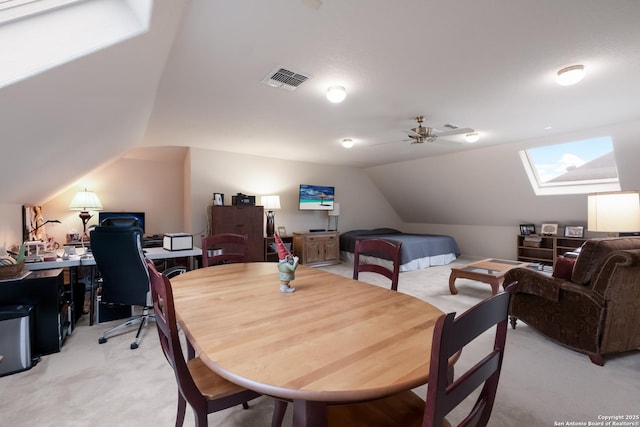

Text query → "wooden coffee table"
[449,258,529,295]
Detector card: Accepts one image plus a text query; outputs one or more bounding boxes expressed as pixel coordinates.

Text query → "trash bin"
[0,305,33,377]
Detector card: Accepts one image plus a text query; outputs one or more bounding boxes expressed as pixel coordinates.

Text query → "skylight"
[0,0,152,88]
[519,136,620,196]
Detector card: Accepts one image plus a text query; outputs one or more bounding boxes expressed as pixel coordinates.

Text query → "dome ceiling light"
[326,86,346,103]
[556,65,585,86]
[465,132,480,143]
[341,138,353,148]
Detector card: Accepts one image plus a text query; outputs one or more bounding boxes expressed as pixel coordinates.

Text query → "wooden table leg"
[292,399,327,427]
[448,271,459,295]
[489,278,504,295]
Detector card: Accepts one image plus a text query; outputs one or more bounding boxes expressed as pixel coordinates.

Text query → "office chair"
[201,233,248,267]
[90,217,151,350]
[353,238,402,291]
[146,259,286,427]
[326,282,518,427]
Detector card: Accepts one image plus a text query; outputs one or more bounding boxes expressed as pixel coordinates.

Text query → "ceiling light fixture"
[464,132,480,143]
[556,65,585,86]
[326,86,346,103]
[342,138,353,148]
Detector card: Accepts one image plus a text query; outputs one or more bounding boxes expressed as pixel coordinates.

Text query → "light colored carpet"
[1,258,638,426]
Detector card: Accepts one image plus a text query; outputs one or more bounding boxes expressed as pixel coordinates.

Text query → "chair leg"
[509,315,518,329]
[98,315,144,344]
[588,353,604,366]
[193,407,208,427]
[242,402,249,409]
[130,312,151,349]
[271,399,288,427]
[175,393,187,427]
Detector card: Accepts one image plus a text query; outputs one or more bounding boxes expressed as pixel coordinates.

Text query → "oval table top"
[170,262,444,403]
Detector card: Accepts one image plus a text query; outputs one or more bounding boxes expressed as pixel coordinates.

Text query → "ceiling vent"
[262,66,311,91]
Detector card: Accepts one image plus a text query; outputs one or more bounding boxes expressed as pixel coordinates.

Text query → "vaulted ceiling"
[2,0,640,205]
[145,0,640,167]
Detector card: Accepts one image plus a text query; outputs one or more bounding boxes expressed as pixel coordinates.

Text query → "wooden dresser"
[292,231,340,267]
[209,205,264,262]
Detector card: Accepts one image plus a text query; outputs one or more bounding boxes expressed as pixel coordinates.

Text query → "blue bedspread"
[340,228,461,265]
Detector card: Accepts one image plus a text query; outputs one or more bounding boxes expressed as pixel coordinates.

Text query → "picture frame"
[519,224,536,235]
[564,225,584,238]
[541,223,559,236]
[277,226,287,236]
[213,193,224,206]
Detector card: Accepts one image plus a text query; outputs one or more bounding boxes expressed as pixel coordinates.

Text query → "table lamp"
[587,191,640,237]
[69,188,103,238]
[328,202,340,231]
[261,195,281,237]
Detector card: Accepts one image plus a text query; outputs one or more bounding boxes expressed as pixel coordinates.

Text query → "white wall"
[38,148,186,245]
[187,148,402,239]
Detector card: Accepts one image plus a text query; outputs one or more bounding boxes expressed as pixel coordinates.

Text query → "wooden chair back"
[146,259,264,426]
[424,282,518,427]
[146,259,206,419]
[325,282,518,427]
[353,238,402,291]
[201,233,248,267]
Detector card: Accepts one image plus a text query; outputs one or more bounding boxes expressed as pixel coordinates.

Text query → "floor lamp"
[328,202,340,231]
[587,191,640,237]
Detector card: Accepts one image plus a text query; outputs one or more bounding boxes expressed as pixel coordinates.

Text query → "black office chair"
[90,217,152,350]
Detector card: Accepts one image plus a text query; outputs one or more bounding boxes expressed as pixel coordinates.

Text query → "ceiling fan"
[404,116,474,144]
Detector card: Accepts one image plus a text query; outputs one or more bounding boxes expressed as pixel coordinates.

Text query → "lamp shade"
[261,195,281,211]
[588,191,640,233]
[69,189,103,211]
[328,202,340,216]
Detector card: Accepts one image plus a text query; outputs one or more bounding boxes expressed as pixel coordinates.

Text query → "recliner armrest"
[504,267,561,302]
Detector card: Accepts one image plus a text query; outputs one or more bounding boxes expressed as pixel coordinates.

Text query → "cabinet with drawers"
[209,205,264,262]
[292,231,340,267]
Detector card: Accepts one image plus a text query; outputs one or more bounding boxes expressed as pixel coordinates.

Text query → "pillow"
[552,256,576,281]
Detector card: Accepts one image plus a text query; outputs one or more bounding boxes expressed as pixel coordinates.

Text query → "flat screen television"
[98,211,146,234]
[299,184,335,211]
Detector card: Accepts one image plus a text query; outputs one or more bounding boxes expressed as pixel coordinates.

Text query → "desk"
[24,246,202,326]
[171,263,444,427]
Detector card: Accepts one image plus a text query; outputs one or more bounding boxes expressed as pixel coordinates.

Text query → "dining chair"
[353,238,402,291]
[326,282,519,427]
[146,259,285,427]
[201,233,248,267]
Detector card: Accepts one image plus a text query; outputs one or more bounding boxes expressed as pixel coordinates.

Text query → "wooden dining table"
[170,262,445,427]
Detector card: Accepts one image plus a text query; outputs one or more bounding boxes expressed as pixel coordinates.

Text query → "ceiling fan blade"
[432,127,475,137]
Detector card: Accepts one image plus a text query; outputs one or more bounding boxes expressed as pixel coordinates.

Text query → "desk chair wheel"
[98,337,107,344]
[130,342,139,350]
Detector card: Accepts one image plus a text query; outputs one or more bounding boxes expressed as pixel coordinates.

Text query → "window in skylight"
[0,0,152,89]
[519,136,621,196]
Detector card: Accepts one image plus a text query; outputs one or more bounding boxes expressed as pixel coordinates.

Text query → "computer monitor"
[98,211,145,234]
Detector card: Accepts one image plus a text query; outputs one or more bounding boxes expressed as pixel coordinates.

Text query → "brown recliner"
[504,237,640,365]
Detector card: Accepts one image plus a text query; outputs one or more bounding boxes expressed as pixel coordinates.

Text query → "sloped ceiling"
[144,0,640,168]
[0,0,189,205]
[2,0,640,227]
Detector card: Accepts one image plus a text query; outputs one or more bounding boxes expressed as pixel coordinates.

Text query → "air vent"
[262,66,311,91]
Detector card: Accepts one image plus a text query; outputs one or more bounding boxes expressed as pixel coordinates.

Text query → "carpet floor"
[1,257,638,426]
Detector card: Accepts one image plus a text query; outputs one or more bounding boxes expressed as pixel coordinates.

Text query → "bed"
[340,228,460,272]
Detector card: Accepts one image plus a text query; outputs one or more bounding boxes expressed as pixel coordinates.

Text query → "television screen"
[98,211,145,234]
[299,184,335,211]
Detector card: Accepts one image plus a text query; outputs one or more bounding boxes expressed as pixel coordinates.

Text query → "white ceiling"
[144,0,640,168]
